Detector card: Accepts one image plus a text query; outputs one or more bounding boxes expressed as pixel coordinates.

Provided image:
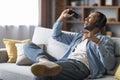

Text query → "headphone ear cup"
[96,16,106,27]
[96,20,103,27]
[95,22,99,27]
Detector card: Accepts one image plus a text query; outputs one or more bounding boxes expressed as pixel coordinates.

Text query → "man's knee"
[24,42,40,50]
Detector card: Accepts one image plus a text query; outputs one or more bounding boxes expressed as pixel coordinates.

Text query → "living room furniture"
[0,27,119,80]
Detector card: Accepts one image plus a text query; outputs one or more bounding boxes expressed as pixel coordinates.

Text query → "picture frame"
[105,0,113,6]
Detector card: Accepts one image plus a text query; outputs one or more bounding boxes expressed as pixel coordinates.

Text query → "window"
[0,0,38,25]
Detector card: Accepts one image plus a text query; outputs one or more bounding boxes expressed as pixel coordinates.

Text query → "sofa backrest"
[32,27,68,59]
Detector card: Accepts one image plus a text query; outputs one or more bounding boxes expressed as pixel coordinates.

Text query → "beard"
[84,24,96,31]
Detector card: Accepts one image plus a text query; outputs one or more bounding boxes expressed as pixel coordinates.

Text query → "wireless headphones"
[95,12,107,28]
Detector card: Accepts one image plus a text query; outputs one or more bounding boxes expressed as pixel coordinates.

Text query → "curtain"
[0,25,35,48]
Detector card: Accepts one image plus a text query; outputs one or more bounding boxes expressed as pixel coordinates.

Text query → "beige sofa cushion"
[15,43,33,65]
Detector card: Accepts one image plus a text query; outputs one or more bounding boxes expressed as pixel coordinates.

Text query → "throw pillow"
[3,38,30,63]
[114,65,120,79]
[15,43,34,65]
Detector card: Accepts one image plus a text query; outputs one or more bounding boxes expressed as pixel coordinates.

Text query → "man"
[24,9,116,80]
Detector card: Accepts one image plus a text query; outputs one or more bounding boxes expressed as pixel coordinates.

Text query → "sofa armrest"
[0,48,8,63]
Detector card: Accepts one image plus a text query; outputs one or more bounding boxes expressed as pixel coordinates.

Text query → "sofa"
[0,26,120,80]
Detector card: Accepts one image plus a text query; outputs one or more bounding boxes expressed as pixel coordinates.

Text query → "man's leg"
[24,42,61,78]
[32,59,90,80]
[24,42,57,62]
[52,59,90,80]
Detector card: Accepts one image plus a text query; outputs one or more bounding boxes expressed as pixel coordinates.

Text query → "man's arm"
[52,9,76,45]
[83,32,115,69]
[98,37,116,70]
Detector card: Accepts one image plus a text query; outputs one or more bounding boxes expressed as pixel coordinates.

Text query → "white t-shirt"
[68,39,89,68]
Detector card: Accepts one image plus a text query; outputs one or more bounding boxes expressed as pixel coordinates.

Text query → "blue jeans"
[24,42,90,80]
[24,42,57,62]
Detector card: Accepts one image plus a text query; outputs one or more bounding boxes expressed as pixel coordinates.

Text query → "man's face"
[84,12,100,31]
